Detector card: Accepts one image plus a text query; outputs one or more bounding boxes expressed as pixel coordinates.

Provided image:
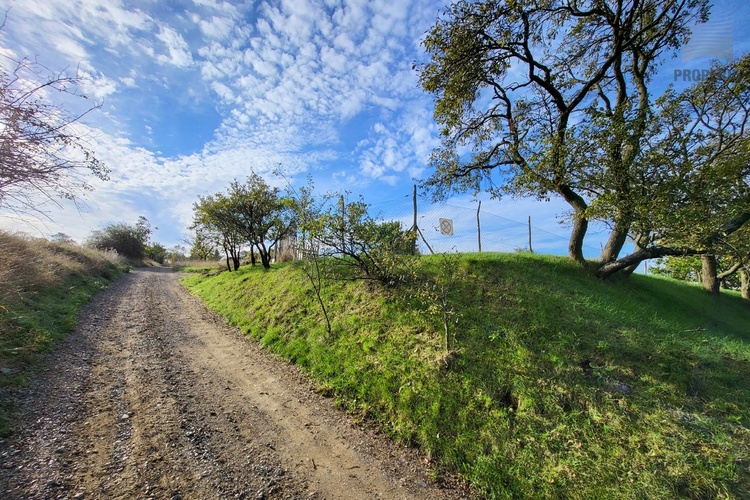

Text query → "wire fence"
[367,187,605,257]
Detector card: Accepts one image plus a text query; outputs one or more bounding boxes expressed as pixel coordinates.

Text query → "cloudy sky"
[1,0,749,256]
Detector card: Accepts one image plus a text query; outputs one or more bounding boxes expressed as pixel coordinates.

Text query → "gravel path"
[0,267,471,499]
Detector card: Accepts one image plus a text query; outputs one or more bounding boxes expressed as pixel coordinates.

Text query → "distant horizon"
[2,0,748,257]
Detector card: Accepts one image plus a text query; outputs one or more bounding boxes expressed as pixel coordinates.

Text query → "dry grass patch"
[1,231,125,433]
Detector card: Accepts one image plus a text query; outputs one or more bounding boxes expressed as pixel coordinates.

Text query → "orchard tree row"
[190,174,414,280]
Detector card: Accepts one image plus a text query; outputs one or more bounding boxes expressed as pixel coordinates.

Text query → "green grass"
[0,232,125,435]
[182,252,750,498]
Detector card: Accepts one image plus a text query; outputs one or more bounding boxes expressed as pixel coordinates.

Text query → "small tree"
[49,232,75,245]
[0,55,108,218]
[192,194,243,271]
[165,244,188,264]
[227,174,293,269]
[145,243,167,264]
[317,195,416,285]
[186,228,219,261]
[284,177,333,335]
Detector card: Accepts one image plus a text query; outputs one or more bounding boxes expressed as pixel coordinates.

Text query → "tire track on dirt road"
[0,267,470,499]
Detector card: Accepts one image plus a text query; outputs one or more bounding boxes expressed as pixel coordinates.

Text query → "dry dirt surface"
[0,267,472,499]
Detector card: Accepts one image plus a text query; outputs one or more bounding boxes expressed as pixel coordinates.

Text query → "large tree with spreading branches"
[418,0,750,282]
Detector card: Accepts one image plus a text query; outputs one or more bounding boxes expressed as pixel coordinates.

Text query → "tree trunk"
[568,212,588,263]
[258,242,271,269]
[559,185,588,263]
[600,219,630,263]
[622,233,649,276]
[598,210,750,280]
[596,245,700,279]
[701,254,720,295]
[740,268,750,301]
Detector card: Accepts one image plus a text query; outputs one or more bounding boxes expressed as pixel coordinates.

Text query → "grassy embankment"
[0,231,125,434]
[182,253,750,498]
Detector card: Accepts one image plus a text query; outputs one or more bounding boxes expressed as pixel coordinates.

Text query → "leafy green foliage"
[651,256,703,282]
[651,254,745,291]
[226,174,293,268]
[192,173,293,270]
[637,57,750,248]
[86,219,150,260]
[145,242,167,264]
[317,196,417,284]
[184,253,750,498]
[187,229,220,261]
[193,191,243,271]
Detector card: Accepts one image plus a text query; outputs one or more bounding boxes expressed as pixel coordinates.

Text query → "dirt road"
[0,268,470,499]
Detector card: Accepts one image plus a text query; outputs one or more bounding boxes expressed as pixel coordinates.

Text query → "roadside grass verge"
[182,253,750,498]
[0,231,124,435]
[171,259,225,274]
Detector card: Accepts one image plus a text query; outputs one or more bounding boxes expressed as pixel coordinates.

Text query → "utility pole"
[476,200,482,252]
[528,216,533,253]
[411,184,418,255]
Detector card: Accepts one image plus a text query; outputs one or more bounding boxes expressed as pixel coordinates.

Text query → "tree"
[145,242,167,264]
[226,174,293,269]
[419,0,708,265]
[0,54,108,218]
[595,56,750,280]
[280,173,327,259]
[281,176,333,334]
[49,232,75,245]
[165,244,188,264]
[186,227,219,261]
[192,193,243,271]
[651,253,745,292]
[316,195,416,285]
[134,216,155,247]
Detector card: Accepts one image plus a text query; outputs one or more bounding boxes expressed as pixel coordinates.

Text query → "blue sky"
[1,0,749,258]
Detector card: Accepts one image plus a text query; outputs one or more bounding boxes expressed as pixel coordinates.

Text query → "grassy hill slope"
[0,232,124,433]
[182,253,750,498]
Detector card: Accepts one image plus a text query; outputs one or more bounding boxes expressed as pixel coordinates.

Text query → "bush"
[317,197,417,285]
[87,223,146,260]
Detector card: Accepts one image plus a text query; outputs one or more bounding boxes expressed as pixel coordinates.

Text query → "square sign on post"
[439,218,453,236]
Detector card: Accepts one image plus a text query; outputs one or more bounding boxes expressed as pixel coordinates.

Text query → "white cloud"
[120,76,136,88]
[78,68,119,101]
[210,81,235,103]
[0,0,459,245]
[50,33,89,62]
[198,15,234,40]
[155,25,194,68]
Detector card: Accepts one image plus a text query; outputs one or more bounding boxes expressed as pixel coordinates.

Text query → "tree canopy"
[418,0,750,280]
[192,191,244,271]
[192,173,293,270]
